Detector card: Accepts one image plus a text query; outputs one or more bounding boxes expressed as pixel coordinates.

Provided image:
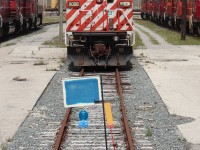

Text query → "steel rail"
[54,69,84,150]
[115,68,135,150]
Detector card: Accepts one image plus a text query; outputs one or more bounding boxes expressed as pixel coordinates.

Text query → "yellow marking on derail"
[104,102,114,128]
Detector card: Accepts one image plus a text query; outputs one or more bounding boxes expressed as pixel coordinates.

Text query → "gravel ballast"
[7,57,193,149]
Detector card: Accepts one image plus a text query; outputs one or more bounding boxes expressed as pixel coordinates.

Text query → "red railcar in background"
[164,0,172,25]
[158,0,167,24]
[140,0,200,35]
[171,0,197,32]
[141,0,153,19]
[152,0,160,21]
[193,0,200,34]
[148,0,153,19]
[0,0,42,37]
[0,0,10,36]
[141,0,148,19]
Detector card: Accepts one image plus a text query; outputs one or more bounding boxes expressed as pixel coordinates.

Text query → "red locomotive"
[65,0,135,68]
[0,0,42,37]
[141,0,200,35]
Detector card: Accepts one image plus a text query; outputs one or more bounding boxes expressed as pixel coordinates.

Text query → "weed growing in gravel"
[0,143,7,150]
[178,137,187,142]
[146,127,152,137]
[145,60,155,64]
[171,113,177,117]
[3,42,16,47]
[34,59,47,65]
[6,137,13,142]
[13,76,27,81]
[42,35,67,48]
[60,55,67,64]
[139,53,146,58]
[46,68,58,71]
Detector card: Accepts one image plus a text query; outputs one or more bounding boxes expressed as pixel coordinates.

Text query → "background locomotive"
[141,0,200,35]
[0,0,43,37]
[65,0,135,68]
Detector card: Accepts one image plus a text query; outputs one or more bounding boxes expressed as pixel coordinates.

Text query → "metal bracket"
[0,15,2,27]
[20,14,23,25]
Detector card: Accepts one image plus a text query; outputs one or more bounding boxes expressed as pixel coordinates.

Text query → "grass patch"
[136,20,200,45]
[43,16,66,24]
[138,28,159,45]
[13,76,27,81]
[133,31,145,49]
[34,59,47,65]
[42,35,66,48]
[145,127,153,137]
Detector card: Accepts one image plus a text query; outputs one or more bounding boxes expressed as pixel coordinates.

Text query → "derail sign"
[62,76,101,108]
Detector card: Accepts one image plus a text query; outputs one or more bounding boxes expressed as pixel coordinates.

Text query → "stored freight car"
[65,0,135,68]
[0,0,42,37]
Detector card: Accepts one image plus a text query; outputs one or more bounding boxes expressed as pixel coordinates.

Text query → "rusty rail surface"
[54,69,84,150]
[115,68,135,150]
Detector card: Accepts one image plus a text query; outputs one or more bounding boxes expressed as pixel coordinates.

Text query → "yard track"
[54,69,135,150]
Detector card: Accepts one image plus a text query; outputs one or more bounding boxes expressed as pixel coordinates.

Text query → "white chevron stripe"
[66,0,94,30]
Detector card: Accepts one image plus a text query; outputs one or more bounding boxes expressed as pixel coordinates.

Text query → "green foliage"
[34,59,47,65]
[133,31,145,49]
[146,127,153,137]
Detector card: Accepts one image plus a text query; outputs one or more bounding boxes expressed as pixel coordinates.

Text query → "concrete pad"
[134,46,200,145]
[0,45,66,144]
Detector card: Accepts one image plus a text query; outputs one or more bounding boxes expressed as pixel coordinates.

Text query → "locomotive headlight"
[126,34,130,39]
[69,35,74,40]
[119,1,131,7]
[113,36,119,42]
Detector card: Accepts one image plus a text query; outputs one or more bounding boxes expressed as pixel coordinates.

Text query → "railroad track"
[54,69,135,150]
